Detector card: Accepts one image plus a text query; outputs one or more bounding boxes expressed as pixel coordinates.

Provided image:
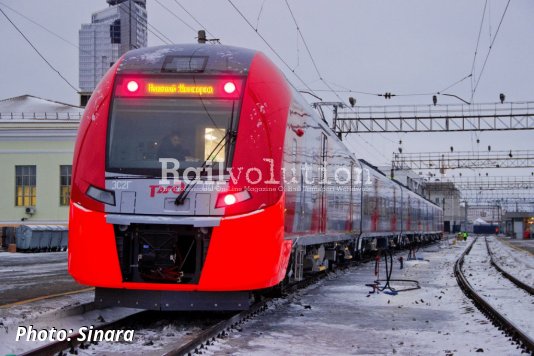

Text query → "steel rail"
[454,237,534,353]
[484,236,534,295]
[20,310,149,356]
[163,272,326,356]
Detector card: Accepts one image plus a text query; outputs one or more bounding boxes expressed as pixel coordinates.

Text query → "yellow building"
[0,95,83,225]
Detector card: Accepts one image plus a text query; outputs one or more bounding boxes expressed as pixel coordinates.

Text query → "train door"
[319,133,328,233]
[391,187,398,231]
[285,138,299,233]
[347,160,355,231]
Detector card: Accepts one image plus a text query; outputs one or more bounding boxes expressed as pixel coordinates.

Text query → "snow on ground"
[501,238,534,255]
[488,237,534,287]
[0,251,87,305]
[0,288,94,354]
[76,312,232,356]
[201,240,520,355]
[463,236,534,341]
[0,251,102,354]
[0,302,140,355]
[1,238,529,355]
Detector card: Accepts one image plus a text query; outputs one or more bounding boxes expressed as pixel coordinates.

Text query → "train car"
[358,160,402,252]
[68,43,442,311]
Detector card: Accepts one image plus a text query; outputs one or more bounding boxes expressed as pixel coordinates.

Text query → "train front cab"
[68,45,293,310]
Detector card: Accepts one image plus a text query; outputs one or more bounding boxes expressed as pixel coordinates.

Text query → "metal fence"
[0,112,83,120]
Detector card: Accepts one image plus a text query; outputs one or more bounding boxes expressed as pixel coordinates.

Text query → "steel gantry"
[461,191,533,200]
[333,101,534,134]
[465,200,534,213]
[392,150,534,171]
[439,176,534,190]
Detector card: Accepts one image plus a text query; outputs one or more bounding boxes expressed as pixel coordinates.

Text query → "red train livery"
[68,44,442,310]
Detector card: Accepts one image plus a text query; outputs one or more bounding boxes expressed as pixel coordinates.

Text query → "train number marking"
[110,181,132,190]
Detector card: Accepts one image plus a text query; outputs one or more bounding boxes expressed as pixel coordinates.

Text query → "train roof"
[358,159,388,177]
[117,44,257,76]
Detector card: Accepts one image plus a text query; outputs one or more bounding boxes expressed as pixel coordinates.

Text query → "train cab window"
[107,97,237,175]
[204,127,226,162]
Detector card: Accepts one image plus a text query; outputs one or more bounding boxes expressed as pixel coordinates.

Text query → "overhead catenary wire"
[144,20,175,45]
[308,73,472,99]
[0,7,78,92]
[225,1,387,162]
[118,2,174,45]
[471,0,511,101]
[173,0,217,39]
[154,0,197,34]
[438,73,472,94]
[281,0,391,163]
[469,0,488,98]
[283,0,349,107]
[0,1,85,53]
[254,0,267,31]
[226,0,316,95]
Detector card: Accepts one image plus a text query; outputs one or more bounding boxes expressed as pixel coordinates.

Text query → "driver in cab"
[157,132,192,161]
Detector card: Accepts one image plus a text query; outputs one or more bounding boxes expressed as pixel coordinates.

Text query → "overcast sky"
[0,0,533,181]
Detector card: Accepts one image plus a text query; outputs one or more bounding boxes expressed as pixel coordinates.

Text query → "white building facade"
[0,95,83,225]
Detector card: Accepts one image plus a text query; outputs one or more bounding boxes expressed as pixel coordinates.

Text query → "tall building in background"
[79,0,147,106]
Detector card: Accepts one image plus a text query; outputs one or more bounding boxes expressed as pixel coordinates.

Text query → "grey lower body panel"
[288,233,358,246]
[106,214,221,227]
[95,288,250,311]
[360,232,400,239]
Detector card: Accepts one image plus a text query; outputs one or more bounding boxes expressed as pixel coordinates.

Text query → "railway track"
[17,275,323,356]
[454,237,534,353]
[17,240,437,355]
[484,236,534,295]
[19,310,150,356]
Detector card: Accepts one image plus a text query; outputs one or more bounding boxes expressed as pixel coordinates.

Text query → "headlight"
[215,189,251,208]
[86,185,116,206]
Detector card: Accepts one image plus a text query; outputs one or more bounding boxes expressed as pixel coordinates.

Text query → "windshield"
[107,96,237,176]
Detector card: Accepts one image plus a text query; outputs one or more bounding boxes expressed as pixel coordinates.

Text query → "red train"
[68,44,442,310]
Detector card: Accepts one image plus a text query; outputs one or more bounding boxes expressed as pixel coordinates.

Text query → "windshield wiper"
[174,129,237,206]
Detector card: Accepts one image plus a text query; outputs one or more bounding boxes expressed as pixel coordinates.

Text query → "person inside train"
[157,132,191,161]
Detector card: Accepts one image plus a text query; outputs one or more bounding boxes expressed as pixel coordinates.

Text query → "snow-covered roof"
[473,218,489,225]
[0,95,83,121]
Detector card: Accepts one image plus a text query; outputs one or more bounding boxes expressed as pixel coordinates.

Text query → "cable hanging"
[0,7,78,92]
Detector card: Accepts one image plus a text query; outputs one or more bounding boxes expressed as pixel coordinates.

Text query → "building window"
[60,165,72,206]
[15,165,36,207]
[110,19,121,44]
